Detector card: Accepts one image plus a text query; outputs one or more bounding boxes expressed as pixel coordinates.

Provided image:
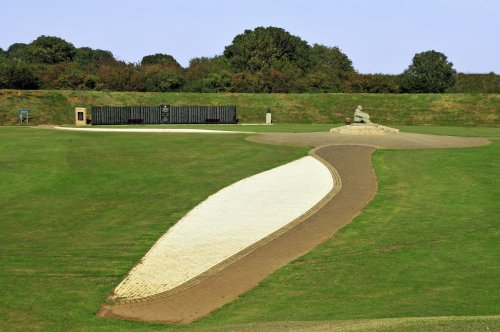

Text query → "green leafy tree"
[231,71,260,92]
[140,54,185,91]
[0,59,40,89]
[6,43,30,60]
[145,72,185,92]
[185,56,232,91]
[310,44,354,80]
[304,44,354,92]
[303,70,343,92]
[97,62,139,91]
[74,47,115,65]
[400,50,456,93]
[0,59,7,88]
[27,36,76,64]
[141,53,181,68]
[189,73,232,92]
[223,26,311,72]
[186,56,232,78]
[36,62,87,89]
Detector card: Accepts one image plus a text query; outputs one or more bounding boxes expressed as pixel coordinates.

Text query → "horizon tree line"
[0,27,498,93]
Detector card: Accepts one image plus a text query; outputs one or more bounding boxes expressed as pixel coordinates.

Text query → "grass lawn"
[397,125,500,137]
[192,141,500,330]
[88,123,343,132]
[0,127,307,331]
[0,127,498,331]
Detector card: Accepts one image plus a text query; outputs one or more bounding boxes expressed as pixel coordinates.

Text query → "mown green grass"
[397,125,500,137]
[0,128,498,331]
[90,123,342,132]
[0,127,307,331]
[190,141,499,329]
[75,123,500,136]
[0,90,498,126]
[189,315,500,331]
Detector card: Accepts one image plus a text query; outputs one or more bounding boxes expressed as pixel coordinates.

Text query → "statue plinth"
[330,124,399,135]
[331,105,399,135]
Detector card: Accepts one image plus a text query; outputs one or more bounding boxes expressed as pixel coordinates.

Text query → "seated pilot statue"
[353,105,373,125]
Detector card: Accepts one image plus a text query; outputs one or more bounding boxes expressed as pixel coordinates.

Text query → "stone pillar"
[75,107,87,126]
[266,108,272,125]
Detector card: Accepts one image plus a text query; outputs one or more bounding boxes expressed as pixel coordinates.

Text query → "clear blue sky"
[1,0,499,73]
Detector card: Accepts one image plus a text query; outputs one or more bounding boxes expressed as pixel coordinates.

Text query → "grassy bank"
[0,127,498,331]
[0,90,498,126]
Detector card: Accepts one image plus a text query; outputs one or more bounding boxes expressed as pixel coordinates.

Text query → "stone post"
[266,108,272,125]
[75,107,87,126]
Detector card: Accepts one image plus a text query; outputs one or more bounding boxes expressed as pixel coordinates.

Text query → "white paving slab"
[54,126,254,134]
[112,156,333,300]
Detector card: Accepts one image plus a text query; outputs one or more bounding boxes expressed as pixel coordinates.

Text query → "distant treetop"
[28,35,77,64]
[6,43,29,60]
[224,26,312,72]
[141,53,181,67]
[1,31,489,93]
[400,50,457,93]
[74,47,115,65]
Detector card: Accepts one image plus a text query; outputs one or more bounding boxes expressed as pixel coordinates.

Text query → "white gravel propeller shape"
[112,156,334,300]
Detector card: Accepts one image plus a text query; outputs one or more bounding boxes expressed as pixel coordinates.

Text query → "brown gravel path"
[98,145,377,324]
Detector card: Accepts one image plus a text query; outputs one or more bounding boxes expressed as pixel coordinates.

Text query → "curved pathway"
[98,131,491,324]
[111,156,333,301]
[98,145,377,323]
[54,126,255,134]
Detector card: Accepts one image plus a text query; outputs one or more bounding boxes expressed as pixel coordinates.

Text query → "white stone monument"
[75,107,87,126]
[330,105,399,135]
[353,105,372,124]
[266,108,272,125]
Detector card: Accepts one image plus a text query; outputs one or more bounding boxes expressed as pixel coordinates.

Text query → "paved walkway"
[98,145,374,323]
[54,126,254,134]
[111,156,333,301]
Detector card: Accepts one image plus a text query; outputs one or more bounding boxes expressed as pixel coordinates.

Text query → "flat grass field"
[87,123,500,137]
[0,127,499,331]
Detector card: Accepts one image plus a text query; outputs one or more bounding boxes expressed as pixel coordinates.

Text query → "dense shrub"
[184,56,232,92]
[145,72,185,92]
[0,60,40,89]
[303,70,343,92]
[344,74,400,93]
[188,73,231,92]
[97,62,145,91]
[446,73,500,93]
